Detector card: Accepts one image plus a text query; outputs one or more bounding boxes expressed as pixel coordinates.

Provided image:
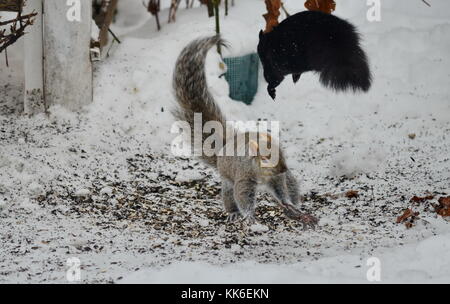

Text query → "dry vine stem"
[168,0,181,23]
[145,0,161,30]
[263,0,281,33]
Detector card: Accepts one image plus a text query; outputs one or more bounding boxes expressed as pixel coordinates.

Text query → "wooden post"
[43,0,93,111]
[23,0,44,114]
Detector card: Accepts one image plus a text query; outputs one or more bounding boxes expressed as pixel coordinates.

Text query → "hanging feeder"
[210,0,259,105]
[223,53,259,105]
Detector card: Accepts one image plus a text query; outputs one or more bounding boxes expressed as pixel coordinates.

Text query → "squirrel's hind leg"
[222,179,241,222]
[286,170,301,205]
[233,179,257,222]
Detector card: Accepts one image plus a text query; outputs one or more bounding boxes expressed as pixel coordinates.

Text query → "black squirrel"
[258,10,372,99]
[172,36,318,228]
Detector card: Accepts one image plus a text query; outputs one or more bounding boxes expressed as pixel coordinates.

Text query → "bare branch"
[422,0,431,7]
[0,11,37,54]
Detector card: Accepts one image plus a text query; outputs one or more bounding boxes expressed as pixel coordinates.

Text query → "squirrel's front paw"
[242,213,257,225]
[226,211,242,222]
[298,213,319,230]
[284,208,318,230]
[267,87,277,100]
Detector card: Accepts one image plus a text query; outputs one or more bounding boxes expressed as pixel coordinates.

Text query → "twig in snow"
[281,2,290,17]
[422,0,431,7]
[108,28,121,44]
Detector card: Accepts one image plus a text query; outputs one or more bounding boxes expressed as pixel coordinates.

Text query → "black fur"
[258,11,372,99]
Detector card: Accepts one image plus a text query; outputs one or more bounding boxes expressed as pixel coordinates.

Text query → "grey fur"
[172,36,317,227]
[172,35,226,167]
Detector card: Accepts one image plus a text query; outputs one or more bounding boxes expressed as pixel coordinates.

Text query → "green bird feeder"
[210,0,259,105]
[223,53,259,105]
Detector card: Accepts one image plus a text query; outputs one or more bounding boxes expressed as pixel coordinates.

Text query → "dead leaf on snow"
[434,196,450,217]
[410,195,434,203]
[345,190,359,199]
[396,208,420,228]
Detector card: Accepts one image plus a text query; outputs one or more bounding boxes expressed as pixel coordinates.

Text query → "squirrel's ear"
[259,30,264,39]
[249,140,259,156]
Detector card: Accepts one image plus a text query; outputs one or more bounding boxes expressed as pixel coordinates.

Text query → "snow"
[74,188,91,197]
[175,170,204,182]
[121,232,450,284]
[249,223,269,233]
[0,0,449,283]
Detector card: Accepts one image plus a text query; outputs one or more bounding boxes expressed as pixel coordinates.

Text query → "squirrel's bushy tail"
[319,44,372,93]
[172,36,226,167]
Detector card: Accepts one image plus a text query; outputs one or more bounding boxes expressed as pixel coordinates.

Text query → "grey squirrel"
[172,36,317,228]
[258,11,372,99]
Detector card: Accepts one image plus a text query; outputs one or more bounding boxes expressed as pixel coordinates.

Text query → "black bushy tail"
[319,45,372,92]
[172,36,226,167]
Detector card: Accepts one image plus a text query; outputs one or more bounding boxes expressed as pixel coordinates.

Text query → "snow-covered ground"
[0,0,449,283]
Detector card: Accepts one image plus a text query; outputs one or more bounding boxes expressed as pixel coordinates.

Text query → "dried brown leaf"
[263,0,281,33]
[345,190,359,199]
[435,196,450,217]
[396,208,419,228]
[304,0,336,14]
[438,196,450,207]
[410,195,434,203]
